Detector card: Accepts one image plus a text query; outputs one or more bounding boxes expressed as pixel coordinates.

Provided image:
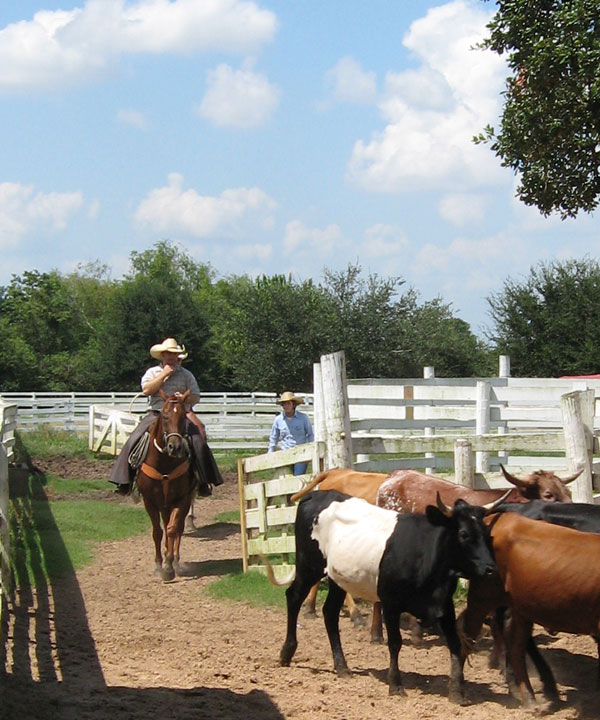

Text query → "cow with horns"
[265,488,510,703]
[458,512,600,710]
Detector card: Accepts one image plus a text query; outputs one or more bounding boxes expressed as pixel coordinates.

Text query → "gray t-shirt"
[141,364,200,411]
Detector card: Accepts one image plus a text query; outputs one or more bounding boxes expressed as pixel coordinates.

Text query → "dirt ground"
[1,457,599,720]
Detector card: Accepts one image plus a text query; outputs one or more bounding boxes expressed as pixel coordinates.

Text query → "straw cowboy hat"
[277,391,303,406]
[150,338,187,360]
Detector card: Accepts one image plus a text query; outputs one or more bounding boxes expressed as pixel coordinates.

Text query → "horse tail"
[260,554,296,587]
[290,470,330,503]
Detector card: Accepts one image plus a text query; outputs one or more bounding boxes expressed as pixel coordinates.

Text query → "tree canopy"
[0,242,491,392]
[477,0,600,218]
[486,257,600,375]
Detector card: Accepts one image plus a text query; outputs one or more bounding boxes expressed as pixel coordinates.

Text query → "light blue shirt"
[268,410,314,453]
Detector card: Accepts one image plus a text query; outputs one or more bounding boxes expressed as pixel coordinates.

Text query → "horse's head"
[158,389,190,457]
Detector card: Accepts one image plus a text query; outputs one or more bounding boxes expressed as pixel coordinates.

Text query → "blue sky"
[1,0,598,336]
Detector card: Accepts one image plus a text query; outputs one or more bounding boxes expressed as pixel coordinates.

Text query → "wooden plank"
[247,535,296,555]
[245,505,297,529]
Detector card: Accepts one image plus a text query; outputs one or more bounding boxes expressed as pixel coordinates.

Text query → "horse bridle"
[153,432,187,455]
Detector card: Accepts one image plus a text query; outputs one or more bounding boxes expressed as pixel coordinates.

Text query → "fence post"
[499,355,510,378]
[454,438,473,487]
[423,366,435,473]
[321,351,353,469]
[0,442,9,615]
[476,381,491,473]
[561,390,594,503]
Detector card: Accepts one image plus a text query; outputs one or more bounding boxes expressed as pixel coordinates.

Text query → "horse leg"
[184,488,197,533]
[173,498,192,575]
[371,602,384,643]
[159,508,177,582]
[142,500,164,577]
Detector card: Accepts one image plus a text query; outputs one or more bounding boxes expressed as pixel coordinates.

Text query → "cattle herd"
[263,465,599,713]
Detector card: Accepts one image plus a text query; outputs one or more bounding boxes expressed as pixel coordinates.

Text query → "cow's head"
[426,490,511,579]
[500,464,582,503]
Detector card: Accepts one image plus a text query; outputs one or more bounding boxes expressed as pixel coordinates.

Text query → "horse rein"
[153,432,186,454]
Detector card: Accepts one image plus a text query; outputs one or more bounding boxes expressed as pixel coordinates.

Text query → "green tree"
[210,274,333,390]
[487,257,600,375]
[476,0,600,218]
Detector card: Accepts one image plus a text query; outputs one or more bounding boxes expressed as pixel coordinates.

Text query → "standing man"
[268,391,314,475]
[108,337,223,495]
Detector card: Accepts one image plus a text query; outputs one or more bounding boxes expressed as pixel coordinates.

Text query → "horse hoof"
[184,517,196,534]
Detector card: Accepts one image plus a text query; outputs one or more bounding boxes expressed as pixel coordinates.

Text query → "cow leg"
[438,602,468,705]
[595,636,600,689]
[408,614,424,647]
[370,602,384,643]
[381,601,405,695]
[344,593,365,628]
[304,582,319,618]
[280,572,321,666]
[322,580,351,677]
[457,576,504,671]
[506,614,538,708]
[525,635,559,705]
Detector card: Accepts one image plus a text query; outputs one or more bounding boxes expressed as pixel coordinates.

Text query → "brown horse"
[136,390,195,581]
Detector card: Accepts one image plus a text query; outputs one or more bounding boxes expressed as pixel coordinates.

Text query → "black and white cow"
[267,488,509,703]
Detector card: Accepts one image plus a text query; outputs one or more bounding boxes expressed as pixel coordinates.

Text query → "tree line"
[1,241,600,393]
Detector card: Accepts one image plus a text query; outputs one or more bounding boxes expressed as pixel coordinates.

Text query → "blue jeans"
[293,463,308,476]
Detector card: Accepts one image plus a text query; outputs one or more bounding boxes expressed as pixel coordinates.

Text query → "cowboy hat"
[277,391,303,406]
[150,338,186,360]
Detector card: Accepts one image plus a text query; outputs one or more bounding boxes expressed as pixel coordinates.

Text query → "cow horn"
[435,491,454,518]
[481,488,513,515]
[559,467,584,485]
[499,464,530,488]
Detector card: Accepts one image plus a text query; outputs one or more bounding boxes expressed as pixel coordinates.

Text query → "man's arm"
[268,417,280,453]
[141,364,175,396]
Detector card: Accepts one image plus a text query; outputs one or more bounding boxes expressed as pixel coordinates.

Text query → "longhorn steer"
[459,513,600,710]
[376,465,581,514]
[267,488,507,703]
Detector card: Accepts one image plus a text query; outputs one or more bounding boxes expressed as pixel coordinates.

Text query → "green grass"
[9,472,149,589]
[214,509,240,524]
[15,427,94,459]
[205,569,288,608]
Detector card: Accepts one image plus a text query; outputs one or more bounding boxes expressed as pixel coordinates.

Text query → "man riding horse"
[108,337,223,496]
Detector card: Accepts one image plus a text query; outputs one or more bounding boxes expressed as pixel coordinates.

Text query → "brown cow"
[376,465,581,514]
[372,465,581,646]
[458,513,600,710]
[292,468,390,627]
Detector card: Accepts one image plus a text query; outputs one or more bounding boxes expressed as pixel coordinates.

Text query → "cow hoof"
[388,685,407,697]
[448,691,468,706]
[370,634,384,644]
[350,612,365,628]
[303,609,317,619]
[335,666,352,678]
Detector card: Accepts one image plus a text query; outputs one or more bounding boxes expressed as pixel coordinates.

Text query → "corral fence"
[0,403,17,632]
[239,352,600,578]
[0,391,314,454]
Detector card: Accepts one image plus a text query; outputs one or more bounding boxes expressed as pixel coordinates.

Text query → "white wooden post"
[0,443,9,607]
[454,438,474,487]
[312,363,326,474]
[499,355,510,378]
[476,381,491,473]
[561,390,594,503]
[424,366,435,473]
[321,351,353,469]
[312,363,326,444]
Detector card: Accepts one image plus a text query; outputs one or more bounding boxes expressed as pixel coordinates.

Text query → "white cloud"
[197,62,280,128]
[347,0,507,193]
[134,172,277,237]
[233,242,273,261]
[283,219,347,257]
[0,0,277,90]
[325,56,377,104]
[363,223,409,256]
[0,182,83,247]
[117,108,149,130]
[439,192,486,226]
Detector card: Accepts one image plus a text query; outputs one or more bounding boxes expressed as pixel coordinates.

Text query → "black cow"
[493,500,600,532]
[266,488,509,703]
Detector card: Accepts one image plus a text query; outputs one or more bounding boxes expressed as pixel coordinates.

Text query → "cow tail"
[455,611,475,664]
[290,470,327,503]
[260,554,296,587]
